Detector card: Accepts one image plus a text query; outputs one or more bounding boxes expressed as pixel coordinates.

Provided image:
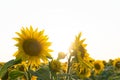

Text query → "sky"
[0,0,120,62]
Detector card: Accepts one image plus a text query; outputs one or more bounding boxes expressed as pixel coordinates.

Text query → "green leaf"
[0,59,21,78]
[9,70,25,80]
[30,65,50,80]
[0,60,14,78]
[14,58,22,64]
[47,56,53,59]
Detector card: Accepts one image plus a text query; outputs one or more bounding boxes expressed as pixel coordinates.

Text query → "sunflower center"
[94,63,101,70]
[23,39,41,56]
[115,61,120,68]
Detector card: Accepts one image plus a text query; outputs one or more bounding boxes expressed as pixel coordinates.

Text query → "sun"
[47,31,75,59]
[13,26,53,68]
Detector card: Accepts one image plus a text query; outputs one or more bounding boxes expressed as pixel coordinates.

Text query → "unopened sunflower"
[13,26,53,68]
[49,59,61,73]
[72,63,91,78]
[57,52,66,60]
[93,60,104,74]
[61,62,68,73]
[77,67,91,78]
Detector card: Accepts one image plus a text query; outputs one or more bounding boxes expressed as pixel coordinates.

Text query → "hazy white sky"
[0,0,120,62]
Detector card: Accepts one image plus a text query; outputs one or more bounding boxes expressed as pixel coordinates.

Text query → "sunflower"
[93,60,104,74]
[70,63,78,74]
[13,26,53,68]
[73,63,91,78]
[61,62,68,73]
[49,59,61,73]
[70,32,87,60]
[113,58,120,69]
[70,33,92,70]
[77,68,91,79]
[31,76,37,80]
[21,75,37,80]
[0,62,4,67]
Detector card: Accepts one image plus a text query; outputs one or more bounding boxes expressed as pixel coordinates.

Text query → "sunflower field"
[0,26,120,80]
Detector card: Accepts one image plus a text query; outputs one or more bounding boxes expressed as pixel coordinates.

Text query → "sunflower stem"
[66,54,72,80]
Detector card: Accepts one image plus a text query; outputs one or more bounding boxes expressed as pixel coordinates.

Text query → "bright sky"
[0,0,120,62]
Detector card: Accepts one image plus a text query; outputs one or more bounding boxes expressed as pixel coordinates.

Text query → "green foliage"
[0,59,21,79]
[89,62,120,80]
[8,70,26,80]
[30,65,50,80]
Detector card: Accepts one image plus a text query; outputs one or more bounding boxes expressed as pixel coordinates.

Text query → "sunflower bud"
[57,52,66,60]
